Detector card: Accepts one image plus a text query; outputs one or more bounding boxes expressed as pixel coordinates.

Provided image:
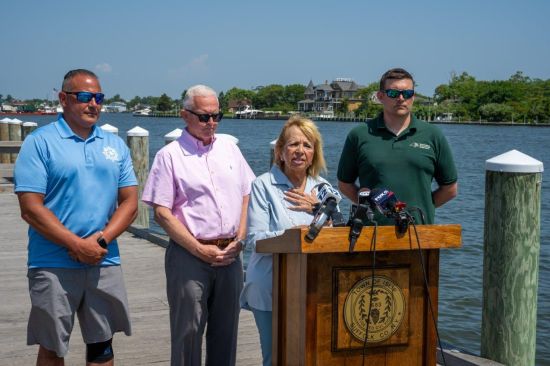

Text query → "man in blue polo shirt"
[14,69,138,366]
[337,68,457,225]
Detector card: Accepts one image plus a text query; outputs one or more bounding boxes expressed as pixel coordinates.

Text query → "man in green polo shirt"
[337,68,457,225]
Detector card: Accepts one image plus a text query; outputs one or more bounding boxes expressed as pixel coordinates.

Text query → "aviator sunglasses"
[185,109,223,123]
[63,91,105,104]
[384,89,415,99]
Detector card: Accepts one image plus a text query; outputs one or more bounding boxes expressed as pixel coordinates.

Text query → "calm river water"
[26,114,550,364]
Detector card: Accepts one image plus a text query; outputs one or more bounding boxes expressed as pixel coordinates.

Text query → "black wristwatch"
[97,235,108,249]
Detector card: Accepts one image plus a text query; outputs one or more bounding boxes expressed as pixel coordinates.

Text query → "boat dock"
[0,191,503,365]
[0,193,262,365]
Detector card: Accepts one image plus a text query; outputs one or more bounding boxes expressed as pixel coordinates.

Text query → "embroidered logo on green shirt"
[409,142,431,150]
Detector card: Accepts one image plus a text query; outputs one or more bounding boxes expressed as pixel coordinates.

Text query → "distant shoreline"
[3,111,548,127]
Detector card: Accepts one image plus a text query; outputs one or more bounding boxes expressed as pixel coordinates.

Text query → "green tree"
[283,84,306,108]
[157,93,173,111]
[479,103,514,122]
[254,84,285,108]
[218,91,227,111]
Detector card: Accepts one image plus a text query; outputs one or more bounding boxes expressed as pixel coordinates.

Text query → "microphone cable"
[405,209,448,366]
[361,220,377,366]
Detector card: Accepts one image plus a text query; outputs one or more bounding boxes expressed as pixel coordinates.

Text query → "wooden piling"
[270,138,277,168]
[100,123,119,135]
[8,118,22,163]
[21,122,37,140]
[481,149,543,366]
[0,118,10,164]
[127,126,149,228]
[164,128,182,145]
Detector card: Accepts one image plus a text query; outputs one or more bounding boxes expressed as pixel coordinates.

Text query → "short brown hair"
[274,115,326,178]
[379,68,414,91]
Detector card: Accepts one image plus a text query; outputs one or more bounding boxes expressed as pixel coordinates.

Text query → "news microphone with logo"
[367,188,409,234]
[367,188,406,217]
[305,183,343,242]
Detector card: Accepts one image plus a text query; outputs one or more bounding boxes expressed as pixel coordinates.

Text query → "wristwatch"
[97,235,108,249]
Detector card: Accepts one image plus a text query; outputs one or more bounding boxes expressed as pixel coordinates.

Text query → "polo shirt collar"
[269,165,319,191]
[269,165,293,188]
[54,114,103,141]
[177,128,216,155]
[375,112,420,135]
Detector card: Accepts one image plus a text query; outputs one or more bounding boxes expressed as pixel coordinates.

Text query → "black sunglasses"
[185,109,223,123]
[63,91,105,104]
[384,89,415,99]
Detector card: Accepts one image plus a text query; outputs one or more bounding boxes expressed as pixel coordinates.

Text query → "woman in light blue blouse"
[240,116,331,366]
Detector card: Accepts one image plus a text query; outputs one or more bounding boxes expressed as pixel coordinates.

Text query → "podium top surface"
[256,225,462,254]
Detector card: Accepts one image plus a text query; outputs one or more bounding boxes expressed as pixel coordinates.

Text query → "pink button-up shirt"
[142,129,255,240]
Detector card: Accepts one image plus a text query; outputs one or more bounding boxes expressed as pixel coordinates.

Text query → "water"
[27,114,550,364]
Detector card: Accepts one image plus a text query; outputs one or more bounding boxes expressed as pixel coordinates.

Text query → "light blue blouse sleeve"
[245,177,285,250]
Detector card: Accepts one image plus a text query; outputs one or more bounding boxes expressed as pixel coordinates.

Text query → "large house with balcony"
[297,78,365,113]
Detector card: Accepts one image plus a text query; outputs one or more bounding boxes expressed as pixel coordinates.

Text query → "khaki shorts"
[27,266,131,357]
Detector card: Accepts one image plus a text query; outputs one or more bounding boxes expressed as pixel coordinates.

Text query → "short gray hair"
[182,85,218,109]
[62,69,98,91]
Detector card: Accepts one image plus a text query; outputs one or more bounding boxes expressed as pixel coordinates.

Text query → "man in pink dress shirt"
[142,85,255,366]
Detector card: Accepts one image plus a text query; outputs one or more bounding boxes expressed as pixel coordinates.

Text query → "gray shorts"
[27,265,131,357]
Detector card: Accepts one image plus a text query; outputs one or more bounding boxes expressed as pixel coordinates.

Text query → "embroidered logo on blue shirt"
[102,146,119,162]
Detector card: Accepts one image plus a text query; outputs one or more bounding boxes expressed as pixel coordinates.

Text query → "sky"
[1,0,549,101]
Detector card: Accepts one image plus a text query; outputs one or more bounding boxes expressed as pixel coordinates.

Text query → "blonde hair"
[274,115,326,178]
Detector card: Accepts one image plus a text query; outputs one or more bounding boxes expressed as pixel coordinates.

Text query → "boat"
[235,105,263,119]
[133,108,152,117]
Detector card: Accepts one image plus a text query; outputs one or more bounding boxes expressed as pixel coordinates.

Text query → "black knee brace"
[86,339,114,363]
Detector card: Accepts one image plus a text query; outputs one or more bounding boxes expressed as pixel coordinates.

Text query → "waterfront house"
[297,78,365,113]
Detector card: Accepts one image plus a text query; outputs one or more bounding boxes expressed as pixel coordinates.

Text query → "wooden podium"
[256,225,461,366]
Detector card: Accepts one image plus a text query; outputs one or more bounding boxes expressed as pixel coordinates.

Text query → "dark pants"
[165,240,243,366]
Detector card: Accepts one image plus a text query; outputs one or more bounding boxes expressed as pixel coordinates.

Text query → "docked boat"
[235,105,263,119]
[133,108,152,117]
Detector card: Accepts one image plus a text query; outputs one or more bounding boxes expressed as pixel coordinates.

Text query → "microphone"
[305,183,342,242]
[348,191,373,252]
[367,188,409,234]
[367,188,407,217]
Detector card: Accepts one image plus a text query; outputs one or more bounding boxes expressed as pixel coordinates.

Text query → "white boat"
[133,108,152,117]
[235,105,263,119]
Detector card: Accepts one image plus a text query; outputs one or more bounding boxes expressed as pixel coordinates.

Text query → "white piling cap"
[8,118,22,124]
[486,149,543,173]
[127,126,149,137]
[0,117,12,123]
[22,122,38,127]
[100,123,119,133]
[216,133,239,145]
[270,139,278,148]
[165,128,182,141]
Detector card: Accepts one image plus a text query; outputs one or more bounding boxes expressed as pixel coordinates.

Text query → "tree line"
[2,72,549,123]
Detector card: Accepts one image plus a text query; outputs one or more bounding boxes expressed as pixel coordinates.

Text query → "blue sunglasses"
[64,91,105,104]
[384,89,415,99]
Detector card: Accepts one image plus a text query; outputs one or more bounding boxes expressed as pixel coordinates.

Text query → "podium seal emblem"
[343,275,405,343]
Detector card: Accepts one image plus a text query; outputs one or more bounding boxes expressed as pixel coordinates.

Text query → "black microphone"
[367,188,406,217]
[348,191,372,253]
[367,188,409,234]
[305,183,342,242]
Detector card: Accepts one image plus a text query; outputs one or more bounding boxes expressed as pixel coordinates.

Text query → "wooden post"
[270,138,277,168]
[481,149,543,366]
[0,118,10,164]
[164,128,182,145]
[8,118,22,163]
[215,133,239,145]
[100,123,118,135]
[22,122,38,140]
[127,126,149,228]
